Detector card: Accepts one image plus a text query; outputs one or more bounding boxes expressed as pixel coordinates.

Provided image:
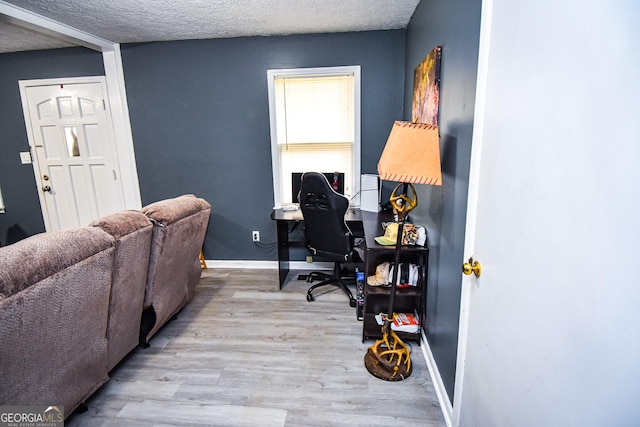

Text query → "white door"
[20,78,125,231]
[453,0,640,426]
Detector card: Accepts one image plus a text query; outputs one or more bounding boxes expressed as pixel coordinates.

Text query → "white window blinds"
[268,66,361,208]
[275,75,354,146]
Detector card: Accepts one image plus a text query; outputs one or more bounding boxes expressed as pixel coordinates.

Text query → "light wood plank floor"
[67,269,446,426]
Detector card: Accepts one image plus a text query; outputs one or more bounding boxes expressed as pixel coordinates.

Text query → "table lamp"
[364,121,442,381]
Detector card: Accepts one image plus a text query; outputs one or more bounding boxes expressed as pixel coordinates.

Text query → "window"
[267,66,361,207]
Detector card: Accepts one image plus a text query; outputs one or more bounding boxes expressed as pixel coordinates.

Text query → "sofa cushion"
[91,210,153,370]
[0,227,114,413]
[141,194,211,226]
[139,195,211,342]
[0,227,114,298]
[90,210,153,239]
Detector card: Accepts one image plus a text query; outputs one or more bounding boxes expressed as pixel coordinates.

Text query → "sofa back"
[91,210,153,370]
[0,227,114,413]
[140,194,211,341]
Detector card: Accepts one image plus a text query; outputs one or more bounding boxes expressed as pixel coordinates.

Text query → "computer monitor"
[291,172,345,203]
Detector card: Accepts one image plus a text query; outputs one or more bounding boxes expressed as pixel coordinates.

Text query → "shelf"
[362,313,421,342]
[359,211,430,345]
[365,284,422,296]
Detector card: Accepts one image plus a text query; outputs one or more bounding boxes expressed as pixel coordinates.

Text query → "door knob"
[42,185,51,193]
[462,257,482,277]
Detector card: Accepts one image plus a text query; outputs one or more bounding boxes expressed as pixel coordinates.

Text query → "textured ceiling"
[0,0,420,53]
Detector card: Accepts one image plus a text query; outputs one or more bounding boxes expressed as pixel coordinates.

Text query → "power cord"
[254,241,277,249]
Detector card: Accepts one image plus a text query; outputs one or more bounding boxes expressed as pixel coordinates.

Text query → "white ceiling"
[0,0,420,54]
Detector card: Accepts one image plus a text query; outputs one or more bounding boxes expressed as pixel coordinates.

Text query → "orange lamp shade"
[377,121,442,186]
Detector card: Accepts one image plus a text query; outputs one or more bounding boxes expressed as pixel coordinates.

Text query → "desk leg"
[276,220,290,289]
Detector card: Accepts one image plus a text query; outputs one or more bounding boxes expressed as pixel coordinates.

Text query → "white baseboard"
[420,329,454,427]
[203,260,333,270]
[204,260,277,269]
[287,261,333,270]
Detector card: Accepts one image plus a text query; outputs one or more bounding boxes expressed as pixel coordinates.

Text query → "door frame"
[19,76,127,231]
[451,0,494,424]
[2,2,141,211]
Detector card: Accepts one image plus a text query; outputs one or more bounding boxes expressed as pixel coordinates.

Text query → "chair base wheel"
[305,262,356,307]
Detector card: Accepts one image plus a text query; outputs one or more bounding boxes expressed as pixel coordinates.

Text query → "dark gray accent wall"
[120,31,406,261]
[0,48,104,246]
[404,0,482,402]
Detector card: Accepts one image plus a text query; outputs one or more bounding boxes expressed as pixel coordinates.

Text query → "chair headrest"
[299,172,347,209]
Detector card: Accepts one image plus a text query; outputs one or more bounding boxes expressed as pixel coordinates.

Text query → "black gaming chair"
[299,172,358,307]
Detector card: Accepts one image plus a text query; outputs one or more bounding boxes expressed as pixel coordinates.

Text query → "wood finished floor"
[66,269,446,426]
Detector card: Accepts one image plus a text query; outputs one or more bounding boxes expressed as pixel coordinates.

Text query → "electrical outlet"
[252,230,260,242]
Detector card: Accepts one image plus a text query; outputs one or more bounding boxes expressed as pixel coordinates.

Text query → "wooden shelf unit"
[360,211,429,343]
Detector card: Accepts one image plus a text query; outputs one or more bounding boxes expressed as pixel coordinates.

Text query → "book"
[374,312,420,333]
[392,312,420,333]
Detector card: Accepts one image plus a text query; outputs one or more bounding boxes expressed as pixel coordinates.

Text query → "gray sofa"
[90,210,154,371]
[0,195,210,418]
[139,194,212,345]
[0,227,114,414]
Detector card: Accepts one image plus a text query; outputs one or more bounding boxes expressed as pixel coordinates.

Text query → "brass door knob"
[462,257,482,277]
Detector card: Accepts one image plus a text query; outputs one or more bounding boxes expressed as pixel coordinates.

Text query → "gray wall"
[120,31,406,260]
[404,0,482,402]
[0,32,405,254]
[0,48,104,246]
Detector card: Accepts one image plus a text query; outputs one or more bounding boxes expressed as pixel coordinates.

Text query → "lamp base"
[364,183,416,382]
[364,326,412,381]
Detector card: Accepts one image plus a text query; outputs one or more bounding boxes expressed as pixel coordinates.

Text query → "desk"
[271,207,362,289]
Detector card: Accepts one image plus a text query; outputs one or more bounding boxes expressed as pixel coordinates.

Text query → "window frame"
[267,66,361,208]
